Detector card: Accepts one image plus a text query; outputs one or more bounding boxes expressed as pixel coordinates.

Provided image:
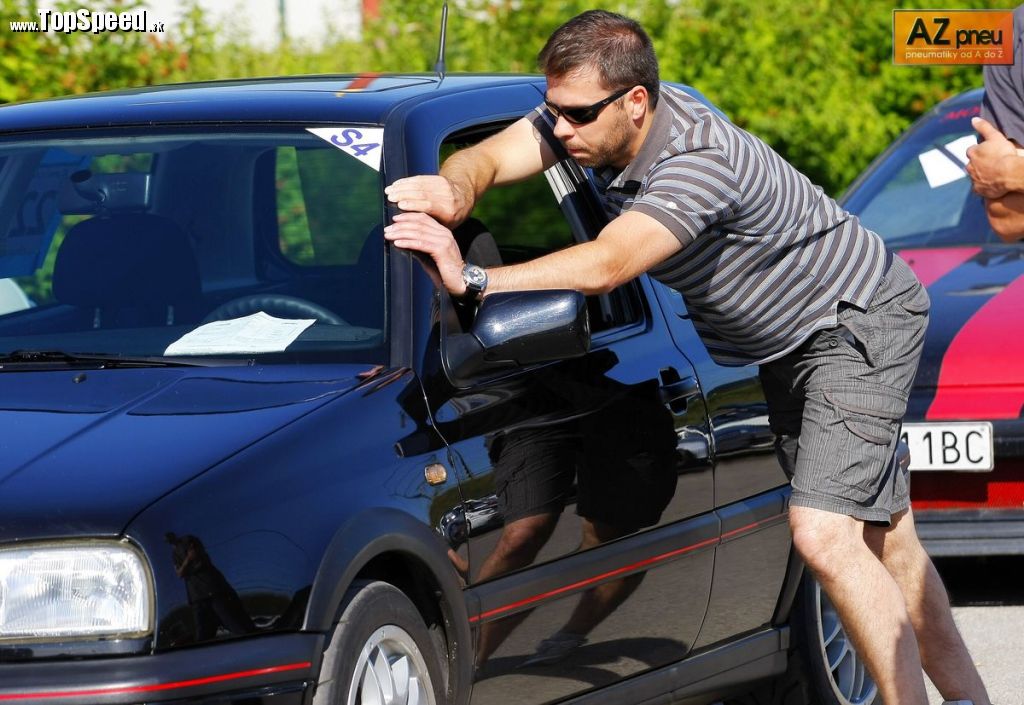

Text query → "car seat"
[454,217,502,269]
[52,212,202,329]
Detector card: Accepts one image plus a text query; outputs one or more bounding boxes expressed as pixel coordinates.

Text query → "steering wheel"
[203,294,347,325]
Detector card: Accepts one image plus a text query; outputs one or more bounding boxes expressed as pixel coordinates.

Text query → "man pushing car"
[385,10,991,705]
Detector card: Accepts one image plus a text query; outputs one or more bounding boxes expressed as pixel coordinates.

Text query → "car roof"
[0,73,546,134]
[927,86,983,116]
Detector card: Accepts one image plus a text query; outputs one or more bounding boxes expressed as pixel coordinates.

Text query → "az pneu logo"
[893,10,1014,65]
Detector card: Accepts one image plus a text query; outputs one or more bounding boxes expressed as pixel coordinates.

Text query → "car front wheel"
[727,573,879,705]
[798,574,878,705]
[314,580,445,705]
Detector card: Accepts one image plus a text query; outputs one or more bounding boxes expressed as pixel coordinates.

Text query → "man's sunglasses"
[544,86,633,126]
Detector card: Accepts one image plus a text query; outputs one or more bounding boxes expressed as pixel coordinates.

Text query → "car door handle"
[658,368,701,414]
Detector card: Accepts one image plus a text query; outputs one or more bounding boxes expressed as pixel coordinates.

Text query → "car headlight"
[0,542,152,641]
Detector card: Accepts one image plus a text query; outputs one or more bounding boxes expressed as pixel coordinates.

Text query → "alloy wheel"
[346,625,437,705]
[813,581,878,704]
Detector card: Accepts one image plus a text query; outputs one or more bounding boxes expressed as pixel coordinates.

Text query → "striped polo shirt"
[531,84,888,366]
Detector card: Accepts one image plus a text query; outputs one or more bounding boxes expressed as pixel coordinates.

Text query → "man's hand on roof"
[386,175,469,228]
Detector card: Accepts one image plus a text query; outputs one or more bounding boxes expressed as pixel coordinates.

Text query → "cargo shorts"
[758,256,930,524]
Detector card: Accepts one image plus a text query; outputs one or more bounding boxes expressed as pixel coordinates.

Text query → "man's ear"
[626,86,649,121]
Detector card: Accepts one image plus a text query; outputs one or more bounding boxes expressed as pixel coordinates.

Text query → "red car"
[843,87,1024,556]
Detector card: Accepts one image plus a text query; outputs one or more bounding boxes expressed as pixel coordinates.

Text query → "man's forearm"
[438,147,499,225]
[486,240,622,297]
[985,191,1024,242]
[482,210,683,297]
[1000,152,1024,193]
[436,117,556,226]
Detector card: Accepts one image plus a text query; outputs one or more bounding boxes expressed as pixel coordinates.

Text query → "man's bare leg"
[789,505,928,705]
[864,509,991,705]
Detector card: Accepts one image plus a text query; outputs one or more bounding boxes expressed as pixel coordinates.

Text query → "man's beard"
[566,109,632,169]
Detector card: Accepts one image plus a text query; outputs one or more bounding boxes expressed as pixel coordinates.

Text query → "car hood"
[898,245,1024,420]
[0,365,369,541]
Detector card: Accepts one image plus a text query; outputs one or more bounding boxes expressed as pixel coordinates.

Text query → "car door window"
[440,133,642,335]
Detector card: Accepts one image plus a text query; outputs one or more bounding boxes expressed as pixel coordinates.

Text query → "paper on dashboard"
[165,312,315,355]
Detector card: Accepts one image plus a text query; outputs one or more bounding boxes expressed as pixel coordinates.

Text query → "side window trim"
[544,159,644,330]
[436,125,647,371]
[544,163,616,328]
[543,165,591,242]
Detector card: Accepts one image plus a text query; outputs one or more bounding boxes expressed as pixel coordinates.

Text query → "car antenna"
[433,2,449,77]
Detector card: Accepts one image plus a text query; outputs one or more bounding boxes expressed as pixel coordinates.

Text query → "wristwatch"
[461,263,488,300]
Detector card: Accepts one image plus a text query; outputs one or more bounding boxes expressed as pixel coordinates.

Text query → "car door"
[400,90,718,704]
[650,250,795,649]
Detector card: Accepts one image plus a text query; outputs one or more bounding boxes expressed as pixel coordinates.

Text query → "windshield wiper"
[0,349,213,368]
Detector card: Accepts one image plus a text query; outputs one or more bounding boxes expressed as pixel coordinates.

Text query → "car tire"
[313,580,446,705]
[726,573,878,705]
[794,573,878,705]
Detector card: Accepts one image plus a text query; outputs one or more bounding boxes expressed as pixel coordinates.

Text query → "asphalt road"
[923,556,1024,705]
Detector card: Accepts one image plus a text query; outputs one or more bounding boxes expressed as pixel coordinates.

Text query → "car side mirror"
[443,290,590,388]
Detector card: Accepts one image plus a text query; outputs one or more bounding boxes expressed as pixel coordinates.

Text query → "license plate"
[900,422,994,472]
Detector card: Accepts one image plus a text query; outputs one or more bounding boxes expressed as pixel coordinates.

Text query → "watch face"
[464,265,487,289]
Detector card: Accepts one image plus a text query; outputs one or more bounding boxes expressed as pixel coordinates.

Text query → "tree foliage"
[0,0,998,195]
[0,0,206,102]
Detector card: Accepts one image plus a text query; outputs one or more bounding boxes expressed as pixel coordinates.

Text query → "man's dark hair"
[537,10,660,109]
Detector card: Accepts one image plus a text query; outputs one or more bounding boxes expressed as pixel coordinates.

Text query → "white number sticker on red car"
[900,422,994,471]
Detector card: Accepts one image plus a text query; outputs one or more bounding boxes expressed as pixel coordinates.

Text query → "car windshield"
[0,128,385,366]
[843,103,1000,248]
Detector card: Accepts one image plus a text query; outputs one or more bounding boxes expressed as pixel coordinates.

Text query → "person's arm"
[385,145,738,296]
[981,44,1022,138]
[967,118,1024,198]
[385,116,559,227]
[967,117,1024,241]
[985,191,1024,242]
[383,209,684,297]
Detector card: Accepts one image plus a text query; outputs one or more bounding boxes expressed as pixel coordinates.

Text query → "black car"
[0,74,875,705]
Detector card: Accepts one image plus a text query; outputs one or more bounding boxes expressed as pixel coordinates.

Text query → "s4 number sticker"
[307,127,383,171]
